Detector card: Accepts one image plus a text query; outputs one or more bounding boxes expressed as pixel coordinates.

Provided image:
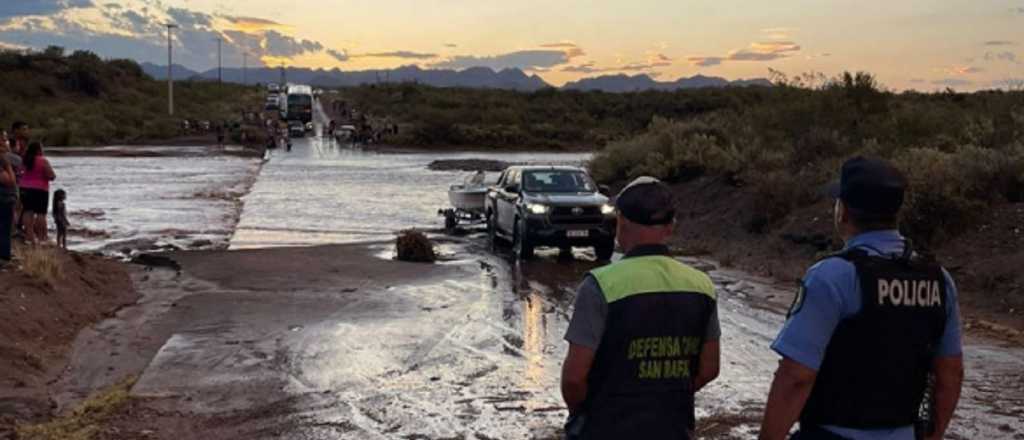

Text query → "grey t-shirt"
[564,275,720,350]
[0,152,20,199]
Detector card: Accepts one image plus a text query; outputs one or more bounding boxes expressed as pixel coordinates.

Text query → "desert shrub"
[895,145,1024,242]
[396,230,436,263]
[587,71,1023,241]
[18,245,64,286]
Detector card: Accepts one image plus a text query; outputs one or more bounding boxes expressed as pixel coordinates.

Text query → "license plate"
[567,230,589,238]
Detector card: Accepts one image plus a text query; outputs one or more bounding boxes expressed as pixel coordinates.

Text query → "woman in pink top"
[19,142,56,245]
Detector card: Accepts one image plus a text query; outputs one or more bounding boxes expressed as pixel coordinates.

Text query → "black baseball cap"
[827,157,907,216]
[615,176,676,226]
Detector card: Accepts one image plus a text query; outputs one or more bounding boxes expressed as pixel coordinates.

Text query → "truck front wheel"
[594,240,615,261]
[514,219,535,260]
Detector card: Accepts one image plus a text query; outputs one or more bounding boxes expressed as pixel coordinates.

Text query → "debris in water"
[395,230,437,263]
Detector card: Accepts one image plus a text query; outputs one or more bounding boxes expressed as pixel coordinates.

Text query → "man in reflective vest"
[759,157,964,440]
[561,176,721,439]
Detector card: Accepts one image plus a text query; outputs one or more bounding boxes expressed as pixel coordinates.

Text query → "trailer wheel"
[444,210,458,232]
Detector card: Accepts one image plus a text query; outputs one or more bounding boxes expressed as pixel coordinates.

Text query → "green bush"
[587,72,1024,244]
[0,48,262,146]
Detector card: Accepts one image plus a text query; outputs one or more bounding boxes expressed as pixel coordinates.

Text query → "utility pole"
[166,23,178,116]
[216,37,222,83]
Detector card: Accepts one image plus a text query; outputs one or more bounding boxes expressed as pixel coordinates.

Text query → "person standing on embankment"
[0,147,16,264]
[561,177,720,439]
[759,157,964,440]
[18,142,56,245]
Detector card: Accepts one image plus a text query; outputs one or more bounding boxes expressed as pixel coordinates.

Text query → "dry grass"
[16,377,136,440]
[17,245,64,286]
[396,230,437,263]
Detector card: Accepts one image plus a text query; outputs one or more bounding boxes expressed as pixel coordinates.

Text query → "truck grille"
[551,216,605,225]
[552,206,601,216]
[549,206,604,225]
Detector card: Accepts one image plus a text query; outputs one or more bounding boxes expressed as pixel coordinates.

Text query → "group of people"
[0,121,69,266]
[561,157,963,440]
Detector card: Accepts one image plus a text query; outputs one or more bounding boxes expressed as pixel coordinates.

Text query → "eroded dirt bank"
[0,251,137,435]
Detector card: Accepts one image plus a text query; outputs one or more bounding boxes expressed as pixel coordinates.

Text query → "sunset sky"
[0,0,1021,89]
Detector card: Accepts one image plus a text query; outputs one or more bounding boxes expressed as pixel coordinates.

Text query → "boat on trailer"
[440,172,489,231]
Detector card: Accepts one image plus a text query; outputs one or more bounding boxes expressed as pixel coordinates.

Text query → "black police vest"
[801,248,947,429]
[582,256,716,440]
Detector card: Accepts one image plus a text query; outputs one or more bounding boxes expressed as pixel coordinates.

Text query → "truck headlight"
[527,203,550,215]
[601,204,616,215]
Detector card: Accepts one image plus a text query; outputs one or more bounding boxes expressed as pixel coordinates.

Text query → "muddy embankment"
[0,250,137,435]
[663,175,1024,340]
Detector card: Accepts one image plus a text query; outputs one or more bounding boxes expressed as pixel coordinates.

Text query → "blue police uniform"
[772,230,962,440]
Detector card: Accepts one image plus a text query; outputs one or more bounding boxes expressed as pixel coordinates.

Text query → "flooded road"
[52,130,1024,438]
[230,136,587,248]
[50,148,261,253]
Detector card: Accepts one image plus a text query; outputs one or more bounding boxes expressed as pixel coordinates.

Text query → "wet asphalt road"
[52,123,1024,439]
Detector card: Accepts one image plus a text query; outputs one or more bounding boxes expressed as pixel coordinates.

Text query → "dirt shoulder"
[666,176,1024,341]
[0,249,137,434]
[14,242,464,440]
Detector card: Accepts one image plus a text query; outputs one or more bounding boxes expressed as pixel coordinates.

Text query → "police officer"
[561,176,721,440]
[759,157,964,440]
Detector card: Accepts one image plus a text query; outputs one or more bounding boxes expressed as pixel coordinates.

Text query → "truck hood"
[524,192,608,206]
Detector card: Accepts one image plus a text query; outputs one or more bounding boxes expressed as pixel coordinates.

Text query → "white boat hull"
[448,185,488,212]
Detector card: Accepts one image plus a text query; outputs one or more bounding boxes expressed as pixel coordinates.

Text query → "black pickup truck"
[485,166,617,260]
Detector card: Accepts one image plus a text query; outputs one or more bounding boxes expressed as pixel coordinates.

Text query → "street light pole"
[216,37,222,84]
[166,23,178,116]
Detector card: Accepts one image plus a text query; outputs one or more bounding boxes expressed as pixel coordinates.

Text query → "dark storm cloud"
[431,49,575,70]
[0,0,92,19]
[984,51,1019,63]
[264,30,322,57]
[561,55,672,74]
[689,41,800,67]
[561,63,602,73]
[167,7,212,29]
[687,56,724,67]
[222,15,283,28]
[326,48,349,62]
[0,2,337,70]
[931,78,973,87]
[351,51,437,60]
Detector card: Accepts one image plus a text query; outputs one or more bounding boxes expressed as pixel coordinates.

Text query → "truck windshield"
[522,170,595,193]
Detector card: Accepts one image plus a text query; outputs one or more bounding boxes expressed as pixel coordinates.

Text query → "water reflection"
[521,290,546,389]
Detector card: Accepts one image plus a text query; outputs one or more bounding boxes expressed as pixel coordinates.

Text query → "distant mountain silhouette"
[563,73,772,92]
[143,64,550,91]
[140,62,200,81]
[142,63,771,92]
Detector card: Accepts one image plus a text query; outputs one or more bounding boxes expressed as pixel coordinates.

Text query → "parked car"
[486,166,616,260]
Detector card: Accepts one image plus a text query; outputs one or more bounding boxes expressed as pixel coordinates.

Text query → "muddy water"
[52,134,1024,438]
[230,136,588,248]
[49,150,261,253]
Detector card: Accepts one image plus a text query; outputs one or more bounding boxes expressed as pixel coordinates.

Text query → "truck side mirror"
[599,185,612,195]
[505,184,520,194]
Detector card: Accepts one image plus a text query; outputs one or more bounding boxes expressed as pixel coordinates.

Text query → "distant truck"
[281,84,314,124]
[486,166,617,260]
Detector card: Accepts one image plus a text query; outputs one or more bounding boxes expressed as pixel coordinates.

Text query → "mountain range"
[140,63,771,93]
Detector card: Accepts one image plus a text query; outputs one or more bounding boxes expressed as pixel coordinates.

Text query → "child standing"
[52,189,69,249]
